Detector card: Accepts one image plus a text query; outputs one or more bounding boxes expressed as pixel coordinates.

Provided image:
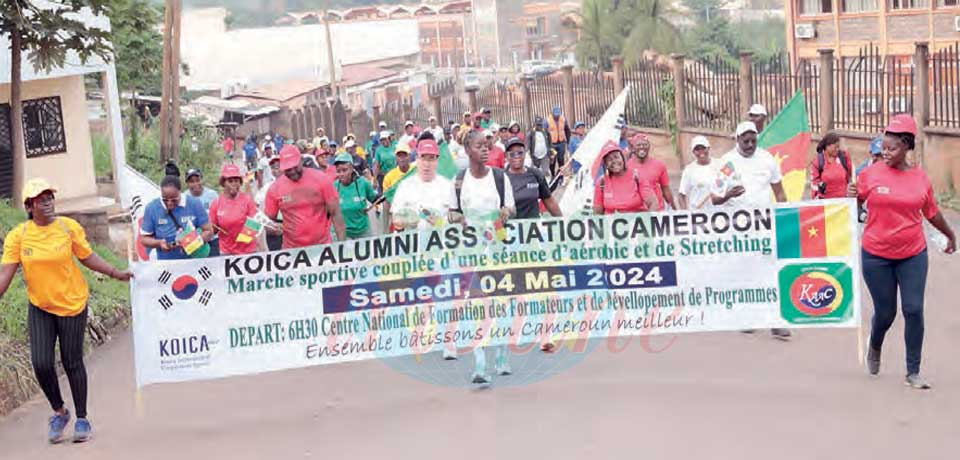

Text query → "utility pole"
[323,10,338,99]
[159,0,181,163]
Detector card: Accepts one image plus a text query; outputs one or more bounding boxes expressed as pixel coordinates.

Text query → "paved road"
[3,210,959,459]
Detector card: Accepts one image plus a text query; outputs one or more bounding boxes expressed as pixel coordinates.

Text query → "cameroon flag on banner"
[759,91,811,202]
[775,204,851,259]
[382,142,459,203]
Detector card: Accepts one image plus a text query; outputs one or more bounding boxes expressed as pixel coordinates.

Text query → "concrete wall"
[0,75,98,201]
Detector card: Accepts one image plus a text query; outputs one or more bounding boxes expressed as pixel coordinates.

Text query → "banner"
[559,86,630,216]
[131,199,862,387]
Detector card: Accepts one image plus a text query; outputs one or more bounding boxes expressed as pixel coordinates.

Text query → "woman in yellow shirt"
[0,179,132,444]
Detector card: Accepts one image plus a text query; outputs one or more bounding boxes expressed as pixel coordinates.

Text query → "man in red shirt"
[626,133,676,210]
[264,145,345,248]
[484,129,505,169]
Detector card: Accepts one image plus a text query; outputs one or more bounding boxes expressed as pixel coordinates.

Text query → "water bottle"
[931,233,954,255]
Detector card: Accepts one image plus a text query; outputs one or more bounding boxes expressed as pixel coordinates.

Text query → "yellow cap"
[22,178,57,202]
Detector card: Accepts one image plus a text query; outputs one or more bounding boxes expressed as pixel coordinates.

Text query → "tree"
[574,0,683,69]
[110,0,163,96]
[0,0,113,201]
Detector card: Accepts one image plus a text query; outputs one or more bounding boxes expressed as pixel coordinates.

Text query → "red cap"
[885,114,917,136]
[220,163,243,180]
[631,133,649,144]
[474,112,483,119]
[417,139,439,156]
[279,144,302,170]
[600,140,623,159]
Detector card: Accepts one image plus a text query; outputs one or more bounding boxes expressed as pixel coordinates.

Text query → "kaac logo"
[779,263,853,324]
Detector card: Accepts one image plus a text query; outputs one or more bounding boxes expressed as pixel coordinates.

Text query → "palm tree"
[619,0,684,65]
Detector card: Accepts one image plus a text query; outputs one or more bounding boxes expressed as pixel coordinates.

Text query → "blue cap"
[552,107,561,116]
[869,137,883,155]
[574,121,586,128]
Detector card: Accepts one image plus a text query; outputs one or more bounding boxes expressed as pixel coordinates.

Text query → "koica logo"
[159,334,214,357]
[778,263,852,324]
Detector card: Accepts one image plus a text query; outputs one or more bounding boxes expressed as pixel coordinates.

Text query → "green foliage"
[109,0,164,95]
[683,17,787,70]
[92,133,113,178]
[681,0,729,22]
[575,0,684,69]
[126,116,225,189]
[0,0,113,73]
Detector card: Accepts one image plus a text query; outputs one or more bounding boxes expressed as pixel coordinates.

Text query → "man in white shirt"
[713,121,787,208]
[427,116,445,142]
[450,129,515,384]
[526,117,551,180]
[714,121,790,340]
[748,104,768,133]
[678,136,720,210]
[391,139,455,232]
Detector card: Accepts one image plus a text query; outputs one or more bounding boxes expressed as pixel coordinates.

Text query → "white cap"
[378,121,388,128]
[379,130,390,138]
[735,121,758,137]
[344,140,356,148]
[509,120,520,128]
[428,115,437,122]
[404,120,414,127]
[691,135,710,150]
[369,131,377,137]
[265,135,272,140]
[489,123,501,132]
[748,104,767,116]
[483,129,494,137]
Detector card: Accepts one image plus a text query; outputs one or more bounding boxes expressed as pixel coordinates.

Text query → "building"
[514,1,581,63]
[786,0,960,66]
[416,1,476,68]
[0,9,123,207]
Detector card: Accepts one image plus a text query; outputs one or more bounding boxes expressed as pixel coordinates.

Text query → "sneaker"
[471,373,491,385]
[905,374,932,390]
[47,409,71,444]
[740,329,756,334]
[442,348,457,360]
[771,328,792,341]
[540,342,556,353]
[495,357,512,376]
[865,347,881,376]
[73,418,92,443]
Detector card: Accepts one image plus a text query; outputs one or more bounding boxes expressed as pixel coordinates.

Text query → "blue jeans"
[862,248,928,375]
[551,142,567,176]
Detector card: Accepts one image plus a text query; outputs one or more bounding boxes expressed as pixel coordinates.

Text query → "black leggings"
[28,305,88,418]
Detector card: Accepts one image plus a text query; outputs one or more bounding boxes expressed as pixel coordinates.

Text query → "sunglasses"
[507,150,525,157]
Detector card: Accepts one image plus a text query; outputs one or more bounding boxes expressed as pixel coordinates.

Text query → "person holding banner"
[715,122,790,339]
[209,164,259,255]
[451,129,516,383]
[505,137,562,219]
[140,176,215,260]
[592,141,657,215]
[382,143,414,218]
[264,145,346,248]
[391,139,454,233]
[0,178,133,443]
[333,153,379,240]
[849,114,956,390]
[678,136,720,210]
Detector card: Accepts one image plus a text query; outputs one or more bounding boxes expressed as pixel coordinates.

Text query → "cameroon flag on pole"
[758,91,811,202]
[775,204,851,259]
[236,217,262,244]
[382,142,459,203]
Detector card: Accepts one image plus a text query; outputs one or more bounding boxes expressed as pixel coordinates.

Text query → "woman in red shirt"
[209,164,259,255]
[849,114,956,390]
[592,141,656,215]
[810,132,851,199]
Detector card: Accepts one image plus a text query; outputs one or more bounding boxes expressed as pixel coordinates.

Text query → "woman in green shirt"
[333,153,379,239]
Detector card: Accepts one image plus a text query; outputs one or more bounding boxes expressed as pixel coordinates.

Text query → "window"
[842,0,878,11]
[21,97,66,157]
[889,0,928,8]
[800,0,832,14]
[939,0,957,6]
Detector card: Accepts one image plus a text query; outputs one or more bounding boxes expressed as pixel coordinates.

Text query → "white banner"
[131,200,862,387]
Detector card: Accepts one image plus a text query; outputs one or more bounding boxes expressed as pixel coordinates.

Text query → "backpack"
[817,150,851,183]
[454,168,505,213]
